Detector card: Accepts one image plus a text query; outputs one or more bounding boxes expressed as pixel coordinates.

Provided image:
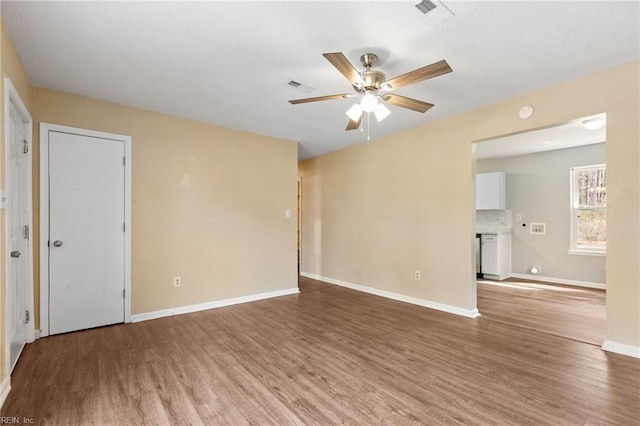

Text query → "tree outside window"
[570,164,606,255]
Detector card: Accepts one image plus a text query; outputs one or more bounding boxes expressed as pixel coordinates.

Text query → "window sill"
[568,249,606,257]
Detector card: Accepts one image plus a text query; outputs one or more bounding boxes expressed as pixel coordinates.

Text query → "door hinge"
[123,289,126,298]
[23,140,29,154]
[25,310,30,324]
[123,156,126,166]
[123,223,126,232]
[23,225,30,239]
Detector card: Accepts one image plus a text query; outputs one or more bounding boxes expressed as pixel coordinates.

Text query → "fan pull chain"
[367,112,371,141]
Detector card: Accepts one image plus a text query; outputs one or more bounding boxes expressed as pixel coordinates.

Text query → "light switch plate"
[285,209,292,218]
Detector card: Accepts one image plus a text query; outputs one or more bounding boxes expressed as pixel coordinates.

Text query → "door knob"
[10,251,21,258]
[53,240,63,247]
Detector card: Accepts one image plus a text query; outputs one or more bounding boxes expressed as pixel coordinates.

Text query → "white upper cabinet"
[476,172,506,210]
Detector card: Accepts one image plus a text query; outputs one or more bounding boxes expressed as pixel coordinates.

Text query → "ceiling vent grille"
[415,0,455,25]
[287,79,316,94]
[415,0,437,14]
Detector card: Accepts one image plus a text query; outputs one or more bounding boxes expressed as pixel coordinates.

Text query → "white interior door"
[7,100,32,372]
[48,130,125,335]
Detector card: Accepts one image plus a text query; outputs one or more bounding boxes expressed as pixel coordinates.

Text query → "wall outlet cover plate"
[530,222,546,235]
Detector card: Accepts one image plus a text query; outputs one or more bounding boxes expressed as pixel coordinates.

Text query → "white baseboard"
[300,272,480,319]
[34,329,41,339]
[602,340,640,358]
[509,273,605,290]
[131,287,299,323]
[482,273,511,281]
[0,375,10,409]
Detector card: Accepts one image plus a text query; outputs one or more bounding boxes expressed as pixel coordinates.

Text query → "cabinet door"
[481,235,499,275]
[476,172,505,210]
[498,233,511,278]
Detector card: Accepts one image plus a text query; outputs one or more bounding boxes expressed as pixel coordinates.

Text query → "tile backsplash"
[477,209,512,228]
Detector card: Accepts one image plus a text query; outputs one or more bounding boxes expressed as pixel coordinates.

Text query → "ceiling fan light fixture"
[290,51,451,132]
[374,103,391,122]
[360,91,378,113]
[346,103,363,122]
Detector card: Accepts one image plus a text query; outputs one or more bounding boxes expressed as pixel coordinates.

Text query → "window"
[569,164,606,255]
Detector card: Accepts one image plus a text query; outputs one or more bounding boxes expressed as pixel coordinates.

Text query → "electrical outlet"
[285,209,292,218]
[516,213,522,221]
[414,271,421,280]
[173,276,181,287]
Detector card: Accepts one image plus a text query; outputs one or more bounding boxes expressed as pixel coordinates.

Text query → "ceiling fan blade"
[346,112,363,131]
[382,94,434,113]
[383,59,452,90]
[289,94,350,104]
[323,52,365,86]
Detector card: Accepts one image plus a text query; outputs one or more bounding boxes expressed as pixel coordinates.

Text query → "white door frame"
[39,122,132,337]
[4,77,35,375]
[297,176,302,274]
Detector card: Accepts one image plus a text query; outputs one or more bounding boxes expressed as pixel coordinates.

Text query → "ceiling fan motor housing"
[358,53,386,91]
[362,70,386,91]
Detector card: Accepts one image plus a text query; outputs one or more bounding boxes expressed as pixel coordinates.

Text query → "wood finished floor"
[3,276,639,425]
[477,279,606,346]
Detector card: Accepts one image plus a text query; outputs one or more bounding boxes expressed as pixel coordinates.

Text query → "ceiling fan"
[289,52,452,131]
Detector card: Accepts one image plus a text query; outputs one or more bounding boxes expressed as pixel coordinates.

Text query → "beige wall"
[1,22,33,379]
[300,61,640,349]
[2,19,298,387]
[31,88,299,315]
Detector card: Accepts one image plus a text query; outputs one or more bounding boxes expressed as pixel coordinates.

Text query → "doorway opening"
[472,113,607,345]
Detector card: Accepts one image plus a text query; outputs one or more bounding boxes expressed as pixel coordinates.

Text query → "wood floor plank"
[2,276,638,425]
[477,279,606,345]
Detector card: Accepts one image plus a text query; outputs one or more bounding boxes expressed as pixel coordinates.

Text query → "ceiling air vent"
[287,79,316,94]
[415,0,437,14]
[415,0,455,25]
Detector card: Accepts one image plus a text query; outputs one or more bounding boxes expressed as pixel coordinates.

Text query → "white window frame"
[569,164,606,256]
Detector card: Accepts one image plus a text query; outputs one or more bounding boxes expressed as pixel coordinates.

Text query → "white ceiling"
[476,113,606,160]
[2,1,638,160]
